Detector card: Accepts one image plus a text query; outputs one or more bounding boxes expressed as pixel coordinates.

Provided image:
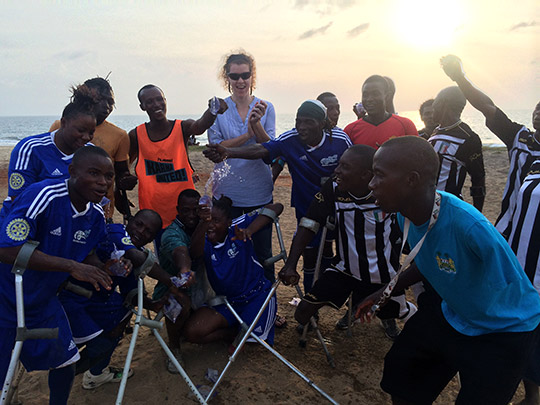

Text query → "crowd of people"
[1,51,539,405]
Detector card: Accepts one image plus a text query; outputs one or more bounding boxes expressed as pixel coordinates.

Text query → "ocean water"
[0,109,533,147]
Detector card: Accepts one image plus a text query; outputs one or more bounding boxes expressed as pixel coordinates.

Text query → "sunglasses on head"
[228,72,251,81]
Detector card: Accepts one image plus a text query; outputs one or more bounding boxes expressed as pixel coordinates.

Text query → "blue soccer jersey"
[204,212,269,302]
[0,179,106,327]
[262,128,351,219]
[2,131,92,218]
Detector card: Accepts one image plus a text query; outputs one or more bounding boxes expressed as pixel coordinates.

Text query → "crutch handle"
[16,326,59,341]
[63,281,93,299]
[264,251,287,267]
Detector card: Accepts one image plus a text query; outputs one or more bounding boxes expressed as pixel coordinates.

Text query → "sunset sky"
[1,0,538,117]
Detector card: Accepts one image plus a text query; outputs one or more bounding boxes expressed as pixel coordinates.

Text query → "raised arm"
[232,203,284,242]
[181,98,228,138]
[440,55,498,122]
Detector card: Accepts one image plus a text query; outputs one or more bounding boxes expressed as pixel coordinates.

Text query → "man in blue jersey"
[204,100,352,293]
[356,136,540,405]
[59,208,184,388]
[0,146,115,404]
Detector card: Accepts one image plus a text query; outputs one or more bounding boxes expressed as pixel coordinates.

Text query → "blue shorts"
[214,290,277,345]
[59,290,130,344]
[0,308,79,383]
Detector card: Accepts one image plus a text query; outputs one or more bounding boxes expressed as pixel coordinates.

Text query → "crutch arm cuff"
[11,240,39,276]
[134,248,157,278]
[299,217,320,234]
[258,207,278,222]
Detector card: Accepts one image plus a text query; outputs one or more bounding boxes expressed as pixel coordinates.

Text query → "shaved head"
[435,86,467,115]
[378,136,440,187]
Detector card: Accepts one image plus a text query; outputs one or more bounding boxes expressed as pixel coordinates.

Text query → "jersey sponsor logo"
[144,159,189,183]
[51,168,63,176]
[320,154,338,167]
[144,159,174,176]
[6,218,30,241]
[9,173,25,190]
[227,244,239,259]
[73,229,91,244]
[121,236,134,246]
[156,169,188,183]
[436,252,457,274]
[50,227,62,236]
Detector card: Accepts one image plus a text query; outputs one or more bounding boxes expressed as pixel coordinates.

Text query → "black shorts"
[381,301,539,405]
[302,269,404,320]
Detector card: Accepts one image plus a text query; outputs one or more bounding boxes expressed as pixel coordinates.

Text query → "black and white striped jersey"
[428,121,485,199]
[486,108,540,237]
[508,160,540,293]
[305,180,401,284]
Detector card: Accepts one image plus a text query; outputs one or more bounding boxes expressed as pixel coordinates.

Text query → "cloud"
[294,0,355,16]
[347,23,370,37]
[509,21,537,31]
[298,22,333,40]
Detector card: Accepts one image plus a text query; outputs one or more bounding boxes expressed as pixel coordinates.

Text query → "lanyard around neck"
[371,192,441,314]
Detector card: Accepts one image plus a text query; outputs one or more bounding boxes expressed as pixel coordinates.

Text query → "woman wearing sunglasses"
[207,50,279,289]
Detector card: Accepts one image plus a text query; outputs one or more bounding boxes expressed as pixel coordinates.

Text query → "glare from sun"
[394,0,463,49]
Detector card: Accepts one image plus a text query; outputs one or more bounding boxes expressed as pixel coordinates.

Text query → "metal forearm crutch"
[115,256,207,405]
[1,241,59,405]
[205,218,338,404]
[299,217,336,368]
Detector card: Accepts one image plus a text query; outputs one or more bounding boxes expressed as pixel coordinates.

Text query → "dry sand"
[0,146,526,404]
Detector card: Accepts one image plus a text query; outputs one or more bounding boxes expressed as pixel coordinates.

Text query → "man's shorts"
[0,307,79,383]
[60,290,131,344]
[381,300,539,405]
[303,269,407,320]
[214,290,277,346]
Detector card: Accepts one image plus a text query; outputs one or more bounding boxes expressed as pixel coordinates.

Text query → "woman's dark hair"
[220,49,257,93]
[61,84,100,121]
[213,195,234,219]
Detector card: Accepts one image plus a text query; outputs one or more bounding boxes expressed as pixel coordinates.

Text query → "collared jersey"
[0,179,106,327]
[486,108,540,237]
[344,114,418,148]
[306,180,401,284]
[398,191,540,336]
[508,160,540,293]
[2,131,91,218]
[204,212,268,302]
[262,128,351,219]
[429,121,485,198]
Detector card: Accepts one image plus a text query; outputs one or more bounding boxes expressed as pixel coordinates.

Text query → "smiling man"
[128,85,227,248]
[204,99,351,292]
[0,146,114,404]
[357,136,540,405]
[344,75,418,148]
[278,145,415,335]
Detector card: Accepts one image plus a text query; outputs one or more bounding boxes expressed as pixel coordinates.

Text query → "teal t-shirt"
[153,218,192,300]
[398,191,540,336]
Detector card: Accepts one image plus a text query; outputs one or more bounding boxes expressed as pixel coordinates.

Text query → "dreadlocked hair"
[61,84,100,121]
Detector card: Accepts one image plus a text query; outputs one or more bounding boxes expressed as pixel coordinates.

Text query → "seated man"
[358,136,540,405]
[183,198,283,351]
[0,146,113,404]
[279,145,415,340]
[59,208,189,388]
[154,188,214,372]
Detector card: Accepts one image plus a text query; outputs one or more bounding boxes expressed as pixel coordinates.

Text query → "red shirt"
[344,114,418,148]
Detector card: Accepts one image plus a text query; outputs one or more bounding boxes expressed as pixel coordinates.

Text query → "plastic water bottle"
[109,243,127,277]
[199,195,212,208]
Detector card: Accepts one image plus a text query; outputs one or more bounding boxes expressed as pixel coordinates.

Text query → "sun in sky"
[393,0,465,49]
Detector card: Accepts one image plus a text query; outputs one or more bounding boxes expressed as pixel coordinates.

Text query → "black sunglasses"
[228,72,251,81]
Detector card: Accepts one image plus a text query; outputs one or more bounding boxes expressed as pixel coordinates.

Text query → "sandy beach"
[0,145,526,404]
